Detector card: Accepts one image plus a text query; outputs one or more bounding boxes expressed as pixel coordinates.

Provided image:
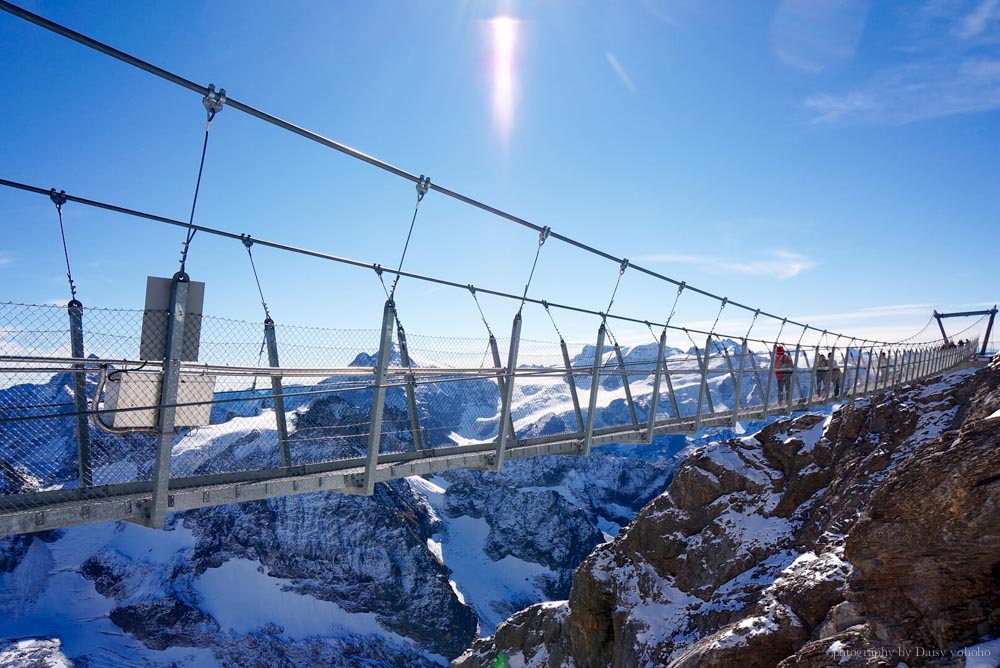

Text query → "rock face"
[455,360,1000,667]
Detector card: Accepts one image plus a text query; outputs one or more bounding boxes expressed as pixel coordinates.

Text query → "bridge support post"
[362,299,397,495]
[646,330,667,443]
[490,334,517,446]
[149,272,190,529]
[863,346,876,394]
[662,353,680,421]
[264,318,291,467]
[582,323,606,456]
[560,338,585,432]
[613,342,639,426]
[760,343,776,419]
[67,300,92,488]
[790,344,805,408]
[731,339,747,428]
[396,324,424,451]
[850,344,864,398]
[806,339,822,410]
[693,336,712,432]
[493,312,522,471]
[982,307,997,356]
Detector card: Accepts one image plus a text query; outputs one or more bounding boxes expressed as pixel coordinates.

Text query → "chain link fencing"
[0,301,979,520]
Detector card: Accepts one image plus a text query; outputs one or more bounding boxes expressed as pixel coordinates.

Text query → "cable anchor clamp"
[415,175,431,203]
[538,226,550,246]
[373,263,383,276]
[677,281,686,295]
[49,188,68,210]
[619,258,629,275]
[203,84,227,126]
[241,233,253,250]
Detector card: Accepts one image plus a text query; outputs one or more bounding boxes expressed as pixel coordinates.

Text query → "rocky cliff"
[455,358,1000,667]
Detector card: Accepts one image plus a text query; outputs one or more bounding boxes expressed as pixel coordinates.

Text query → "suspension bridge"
[0,2,996,537]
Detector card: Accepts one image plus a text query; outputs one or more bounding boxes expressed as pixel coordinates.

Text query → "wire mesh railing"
[0,300,980,535]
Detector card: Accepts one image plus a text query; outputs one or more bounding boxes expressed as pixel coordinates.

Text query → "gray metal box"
[103,371,216,428]
[139,276,206,361]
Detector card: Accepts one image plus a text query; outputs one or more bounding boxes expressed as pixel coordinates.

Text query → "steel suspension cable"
[708,298,728,336]
[604,259,629,315]
[660,282,686,337]
[0,1,869,345]
[0,177,888,347]
[543,302,564,341]
[467,286,495,338]
[241,235,272,321]
[47,189,78,302]
[388,176,430,299]
[743,309,760,341]
[178,86,225,273]
[891,314,936,345]
[518,227,550,314]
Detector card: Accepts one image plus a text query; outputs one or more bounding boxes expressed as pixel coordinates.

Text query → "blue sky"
[1,0,998,349]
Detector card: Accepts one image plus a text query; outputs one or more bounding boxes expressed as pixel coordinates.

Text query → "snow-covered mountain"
[455,358,1000,667]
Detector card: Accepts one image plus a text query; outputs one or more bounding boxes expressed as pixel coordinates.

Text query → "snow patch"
[194,558,390,640]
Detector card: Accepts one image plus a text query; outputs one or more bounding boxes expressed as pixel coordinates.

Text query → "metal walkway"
[0,298,979,536]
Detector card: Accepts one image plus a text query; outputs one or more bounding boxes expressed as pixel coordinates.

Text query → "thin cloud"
[636,249,818,280]
[956,0,1000,39]
[804,58,1000,123]
[0,253,13,269]
[793,303,937,323]
[606,52,636,94]
[803,0,1000,124]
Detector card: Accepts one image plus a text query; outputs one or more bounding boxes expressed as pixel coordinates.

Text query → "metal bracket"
[203,83,227,119]
[416,175,431,202]
[538,226,550,245]
[49,188,68,209]
[619,258,629,274]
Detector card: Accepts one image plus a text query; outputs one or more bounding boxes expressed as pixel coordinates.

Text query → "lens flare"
[490,16,518,141]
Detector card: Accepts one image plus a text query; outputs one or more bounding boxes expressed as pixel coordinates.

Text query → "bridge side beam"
[492,312,523,471]
[396,324,424,452]
[264,317,291,467]
[646,330,667,443]
[149,272,190,529]
[68,299,92,487]
[490,334,517,444]
[582,323,606,456]
[362,299,397,495]
[560,338,585,432]
[730,340,747,427]
[983,307,997,357]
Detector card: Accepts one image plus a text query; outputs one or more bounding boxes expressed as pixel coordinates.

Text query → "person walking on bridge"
[815,352,830,397]
[774,345,794,404]
[830,351,843,397]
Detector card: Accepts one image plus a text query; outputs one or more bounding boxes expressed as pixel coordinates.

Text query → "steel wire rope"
[239,234,275,391]
[1,178,894,349]
[47,189,78,302]
[0,355,846,428]
[891,314,936,345]
[517,227,550,314]
[179,85,226,273]
[0,0,917,348]
[386,177,430,300]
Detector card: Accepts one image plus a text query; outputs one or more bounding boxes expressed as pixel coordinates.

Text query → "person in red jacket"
[774,345,794,403]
